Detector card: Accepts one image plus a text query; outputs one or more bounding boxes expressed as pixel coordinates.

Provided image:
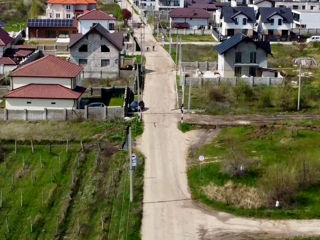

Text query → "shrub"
[295,157,320,189]
[258,87,273,108]
[275,86,296,111]
[233,81,254,101]
[208,87,225,102]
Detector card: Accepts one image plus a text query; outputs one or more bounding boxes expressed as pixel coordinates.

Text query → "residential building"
[248,0,274,11]
[46,0,97,19]
[169,8,210,29]
[216,7,256,37]
[146,0,184,11]
[215,33,272,77]
[292,10,320,28]
[5,55,85,110]
[69,23,124,79]
[0,28,14,57]
[275,0,320,11]
[138,0,157,10]
[27,19,78,39]
[257,7,293,40]
[0,57,17,75]
[77,9,116,34]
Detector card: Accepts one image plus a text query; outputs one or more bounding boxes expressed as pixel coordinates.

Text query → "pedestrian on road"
[153,45,155,51]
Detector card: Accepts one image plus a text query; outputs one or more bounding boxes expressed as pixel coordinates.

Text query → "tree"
[122,9,132,25]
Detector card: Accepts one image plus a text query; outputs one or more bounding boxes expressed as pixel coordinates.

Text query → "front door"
[227,29,234,36]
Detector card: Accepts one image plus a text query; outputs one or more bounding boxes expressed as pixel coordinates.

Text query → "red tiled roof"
[78,9,116,20]
[13,45,38,50]
[0,28,14,47]
[48,0,97,4]
[0,57,17,65]
[14,49,34,58]
[5,84,86,99]
[172,22,190,29]
[11,55,83,78]
[169,8,210,19]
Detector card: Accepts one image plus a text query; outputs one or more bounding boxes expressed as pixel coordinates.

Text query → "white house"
[0,57,17,75]
[5,55,85,110]
[275,1,320,11]
[0,28,14,57]
[292,10,320,29]
[217,6,256,37]
[77,9,116,34]
[257,7,293,40]
[46,0,97,19]
[155,0,185,11]
[169,8,210,29]
[248,0,273,12]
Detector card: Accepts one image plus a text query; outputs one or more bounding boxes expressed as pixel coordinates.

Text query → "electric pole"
[297,63,302,111]
[128,127,133,202]
[188,75,192,111]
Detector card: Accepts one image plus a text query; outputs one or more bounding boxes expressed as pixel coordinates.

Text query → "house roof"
[69,23,123,50]
[78,9,116,20]
[215,33,271,55]
[11,55,83,78]
[14,49,34,58]
[254,0,273,5]
[5,84,86,99]
[0,57,17,65]
[0,28,14,47]
[172,22,190,28]
[221,7,256,23]
[169,8,210,19]
[188,3,217,10]
[48,0,97,4]
[258,7,293,23]
[27,19,77,28]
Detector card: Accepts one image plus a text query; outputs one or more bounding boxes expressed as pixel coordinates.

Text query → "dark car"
[88,102,106,107]
[129,101,145,112]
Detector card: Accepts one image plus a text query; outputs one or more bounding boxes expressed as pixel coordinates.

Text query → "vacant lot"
[154,34,214,42]
[188,126,320,219]
[0,119,144,239]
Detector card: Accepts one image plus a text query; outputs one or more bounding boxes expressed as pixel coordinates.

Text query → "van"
[306,36,320,43]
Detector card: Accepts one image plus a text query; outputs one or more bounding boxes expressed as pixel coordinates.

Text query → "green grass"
[4,20,26,32]
[97,2,123,21]
[188,126,320,219]
[154,34,214,42]
[178,123,197,133]
[0,119,144,239]
[109,97,125,106]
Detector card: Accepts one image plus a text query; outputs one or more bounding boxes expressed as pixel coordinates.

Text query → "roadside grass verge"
[97,2,123,21]
[178,123,197,133]
[154,34,214,42]
[188,126,320,219]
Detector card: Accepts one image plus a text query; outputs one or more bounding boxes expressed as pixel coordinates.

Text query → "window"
[235,67,241,77]
[302,5,306,10]
[293,5,298,9]
[235,52,242,63]
[51,102,56,105]
[242,18,247,25]
[101,45,110,52]
[278,19,282,26]
[27,101,32,104]
[79,44,88,52]
[249,67,256,76]
[268,29,274,35]
[79,59,87,65]
[66,4,71,10]
[56,13,60,18]
[270,18,274,26]
[311,6,314,10]
[250,52,256,63]
[235,18,238,25]
[101,59,110,67]
[109,23,115,30]
[66,14,71,19]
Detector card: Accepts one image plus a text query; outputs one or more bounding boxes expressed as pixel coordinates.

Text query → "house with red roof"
[78,9,116,34]
[0,28,14,57]
[46,0,97,19]
[5,55,86,110]
[169,8,210,29]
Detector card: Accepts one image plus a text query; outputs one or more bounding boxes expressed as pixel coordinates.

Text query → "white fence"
[153,28,213,35]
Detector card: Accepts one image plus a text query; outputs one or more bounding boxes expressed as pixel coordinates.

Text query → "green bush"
[275,86,296,111]
[208,87,225,103]
[232,81,254,101]
[258,87,273,108]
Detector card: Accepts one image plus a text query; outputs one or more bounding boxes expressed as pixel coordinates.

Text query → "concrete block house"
[169,8,210,29]
[215,33,272,77]
[69,23,124,79]
[5,55,85,110]
[257,7,293,41]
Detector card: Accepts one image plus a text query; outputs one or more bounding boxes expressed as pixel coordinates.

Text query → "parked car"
[306,36,320,43]
[129,101,145,112]
[88,102,106,107]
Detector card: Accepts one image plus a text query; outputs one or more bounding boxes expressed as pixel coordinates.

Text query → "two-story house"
[46,0,97,19]
[69,23,124,79]
[5,55,85,110]
[215,33,272,77]
[248,0,274,12]
[217,7,256,37]
[257,7,293,40]
[275,0,320,11]
[77,9,116,34]
[169,8,210,29]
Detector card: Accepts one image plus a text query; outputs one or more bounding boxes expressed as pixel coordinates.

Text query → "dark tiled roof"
[11,55,83,78]
[69,23,123,50]
[215,33,271,55]
[258,7,293,23]
[5,84,86,99]
[221,7,256,23]
[254,0,273,5]
[169,8,210,19]
[0,28,14,46]
[78,9,115,20]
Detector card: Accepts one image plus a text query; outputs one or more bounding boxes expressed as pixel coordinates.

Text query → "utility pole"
[188,75,192,111]
[128,127,133,202]
[297,63,302,111]
[169,30,172,55]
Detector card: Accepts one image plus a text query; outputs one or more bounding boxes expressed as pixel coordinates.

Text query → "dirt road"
[128,8,320,240]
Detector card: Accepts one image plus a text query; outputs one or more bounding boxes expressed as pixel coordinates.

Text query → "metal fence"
[153,28,213,35]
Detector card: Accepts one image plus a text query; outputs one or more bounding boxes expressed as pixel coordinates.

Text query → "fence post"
[24,109,27,121]
[4,109,8,121]
[103,105,107,120]
[269,77,271,86]
[43,108,47,120]
[218,77,221,86]
[63,108,67,121]
[251,76,254,86]
[84,105,88,119]
[206,61,208,70]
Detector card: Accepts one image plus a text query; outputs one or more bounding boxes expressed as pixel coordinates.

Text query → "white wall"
[293,11,320,29]
[249,1,272,11]
[78,20,115,34]
[218,54,225,77]
[259,15,292,30]
[6,98,77,110]
[0,65,16,75]
[12,77,72,90]
[0,47,3,57]
[171,17,208,29]
[222,14,254,33]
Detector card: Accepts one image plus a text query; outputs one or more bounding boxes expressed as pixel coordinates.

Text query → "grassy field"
[188,126,320,219]
[97,2,123,21]
[0,119,144,239]
[4,20,27,32]
[154,34,214,42]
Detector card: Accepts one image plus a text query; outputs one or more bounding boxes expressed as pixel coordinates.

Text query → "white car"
[306,36,320,43]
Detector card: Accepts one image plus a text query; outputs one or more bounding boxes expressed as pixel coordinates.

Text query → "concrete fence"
[292,28,320,36]
[182,61,217,72]
[184,76,284,87]
[153,28,213,35]
[0,106,125,121]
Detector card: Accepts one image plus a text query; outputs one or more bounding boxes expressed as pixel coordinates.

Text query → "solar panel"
[27,19,74,28]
